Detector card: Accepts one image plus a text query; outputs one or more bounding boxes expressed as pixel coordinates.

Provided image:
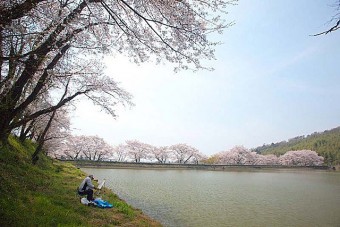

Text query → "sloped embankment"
[0,137,161,226]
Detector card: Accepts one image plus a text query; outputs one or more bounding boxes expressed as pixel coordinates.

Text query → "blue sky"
[72,0,340,156]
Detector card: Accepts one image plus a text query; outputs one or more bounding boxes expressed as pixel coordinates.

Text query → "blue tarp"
[94,198,113,208]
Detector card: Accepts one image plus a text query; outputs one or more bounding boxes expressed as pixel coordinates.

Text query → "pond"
[82,168,340,227]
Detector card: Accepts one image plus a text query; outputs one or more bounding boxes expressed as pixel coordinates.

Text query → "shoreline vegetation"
[68,160,334,171]
[0,137,162,226]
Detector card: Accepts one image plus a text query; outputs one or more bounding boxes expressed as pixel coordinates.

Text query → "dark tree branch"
[9,88,91,130]
[0,0,47,28]
[313,19,340,36]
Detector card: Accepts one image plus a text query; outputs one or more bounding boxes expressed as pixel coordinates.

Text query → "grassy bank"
[0,137,161,226]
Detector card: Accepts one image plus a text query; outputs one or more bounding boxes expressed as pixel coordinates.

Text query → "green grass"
[0,136,161,226]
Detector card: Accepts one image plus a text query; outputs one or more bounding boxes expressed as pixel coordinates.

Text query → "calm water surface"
[83,168,340,227]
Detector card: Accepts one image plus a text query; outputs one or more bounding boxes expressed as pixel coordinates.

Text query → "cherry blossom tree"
[0,0,235,143]
[30,106,70,154]
[81,136,113,161]
[217,146,257,165]
[32,108,59,163]
[278,150,324,166]
[55,135,84,160]
[169,143,200,164]
[55,135,114,161]
[151,146,172,163]
[215,147,324,166]
[125,140,152,162]
[254,154,279,165]
[188,150,207,164]
[11,94,72,163]
[15,94,55,142]
[113,143,129,162]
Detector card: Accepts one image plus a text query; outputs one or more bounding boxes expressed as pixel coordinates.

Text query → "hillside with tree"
[252,127,340,165]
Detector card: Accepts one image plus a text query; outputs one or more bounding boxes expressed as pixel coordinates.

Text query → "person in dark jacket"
[78,174,98,201]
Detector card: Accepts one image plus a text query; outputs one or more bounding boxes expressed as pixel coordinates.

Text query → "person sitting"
[78,174,98,202]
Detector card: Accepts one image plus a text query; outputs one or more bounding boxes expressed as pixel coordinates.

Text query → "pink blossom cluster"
[54,138,206,163]
[215,146,324,166]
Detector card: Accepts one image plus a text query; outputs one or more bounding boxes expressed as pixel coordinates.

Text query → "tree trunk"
[19,124,26,142]
[0,114,11,143]
[32,110,56,164]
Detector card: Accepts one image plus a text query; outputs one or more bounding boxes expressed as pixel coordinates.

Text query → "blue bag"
[94,198,113,208]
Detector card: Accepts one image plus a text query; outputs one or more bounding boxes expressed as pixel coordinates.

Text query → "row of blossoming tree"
[214,146,324,166]
[0,0,234,164]
[53,136,207,164]
[51,135,324,166]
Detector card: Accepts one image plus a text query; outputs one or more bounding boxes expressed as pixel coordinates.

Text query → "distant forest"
[252,126,340,165]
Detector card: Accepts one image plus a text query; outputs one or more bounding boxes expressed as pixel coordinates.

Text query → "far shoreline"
[63,160,335,171]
